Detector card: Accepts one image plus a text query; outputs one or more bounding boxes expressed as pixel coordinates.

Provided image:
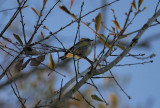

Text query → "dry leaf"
[43,26,49,31]
[43,0,47,8]
[41,31,44,39]
[30,55,45,66]
[70,0,74,9]
[31,7,39,16]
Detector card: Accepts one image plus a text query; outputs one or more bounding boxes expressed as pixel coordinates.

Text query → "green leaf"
[49,54,56,70]
[13,33,23,45]
[138,0,143,9]
[91,94,104,102]
[95,13,102,32]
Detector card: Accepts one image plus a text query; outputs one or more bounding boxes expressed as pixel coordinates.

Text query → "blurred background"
[0,0,160,108]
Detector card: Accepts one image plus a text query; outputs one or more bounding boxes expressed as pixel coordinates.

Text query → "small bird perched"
[60,38,93,60]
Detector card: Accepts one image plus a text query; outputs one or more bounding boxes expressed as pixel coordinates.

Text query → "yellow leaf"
[31,7,39,16]
[138,0,143,9]
[95,13,102,32]
[49,54,56,70]
[112,20,122,31]
[70,0,74,9]
[91,94,104,102]
[131,2,137,11]
[41,31,44,39]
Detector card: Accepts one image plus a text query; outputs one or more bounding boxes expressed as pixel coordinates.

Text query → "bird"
[60,38,93,60]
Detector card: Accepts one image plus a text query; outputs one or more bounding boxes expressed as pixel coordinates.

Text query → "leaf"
[43,0,47,8]
[41,31,44,39]
[116,43,125,50]
[91,94,104,102]
[109,94,117,107]
[98,34,111,49]
[23,5,29,9]
[111,26,115,32]
[31,7,39,16]
[100,34,125,50]
[109,33,117,36]
[138,0,143,9]
[49,54,56,70]
[58,5,76,20]
[95,13,102,32]
[112,20,122,31]
[131,2,137,11]
[58,5,71,15]
[43,26,49,31]
[117,35,127,40]
[111,8,115,15]
[70,0,74,9]
[30,55,45,66]
[13,33,23,45]
[142,6,147,11]
[22,59,30,70]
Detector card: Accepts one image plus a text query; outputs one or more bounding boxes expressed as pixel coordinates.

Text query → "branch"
[47,9,160,107]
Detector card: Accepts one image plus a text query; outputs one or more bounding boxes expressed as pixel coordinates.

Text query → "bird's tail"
[60,56,66,60]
